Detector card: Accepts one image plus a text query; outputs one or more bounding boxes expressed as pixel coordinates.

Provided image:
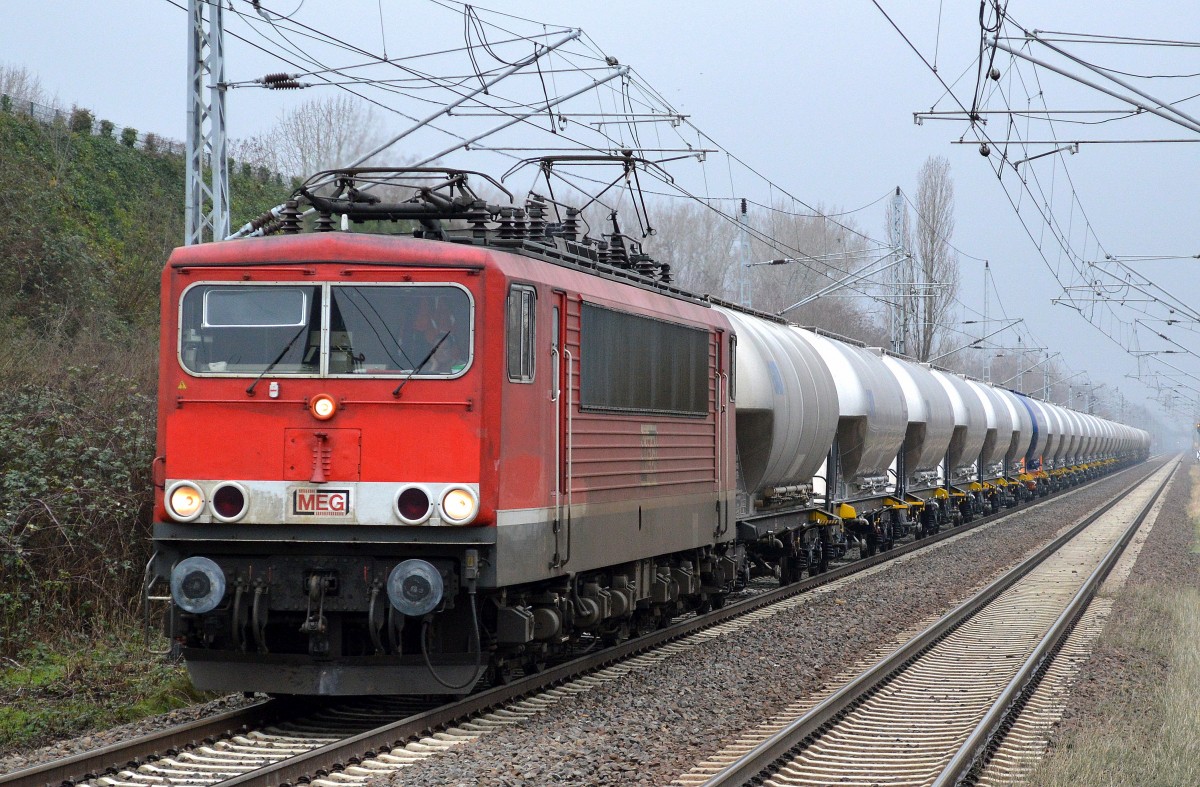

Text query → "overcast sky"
[3,1,1197,440]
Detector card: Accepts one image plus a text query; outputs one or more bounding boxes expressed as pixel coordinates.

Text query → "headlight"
[309,393,337,421]
[166,481,205,522]
[387,559,444,616]
[171,556,226,614]
[439,486,479,525]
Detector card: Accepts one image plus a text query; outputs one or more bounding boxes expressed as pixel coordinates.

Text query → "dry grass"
[1022,467,1200,786]
[1191,465,1200,546]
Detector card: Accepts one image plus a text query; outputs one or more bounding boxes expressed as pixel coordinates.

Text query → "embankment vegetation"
[0,100,288,750]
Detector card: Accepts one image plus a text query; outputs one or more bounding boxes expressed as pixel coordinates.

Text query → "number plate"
[290,487,353,517]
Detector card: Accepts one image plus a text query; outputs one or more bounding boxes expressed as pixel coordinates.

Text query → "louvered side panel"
[565,321,718,502]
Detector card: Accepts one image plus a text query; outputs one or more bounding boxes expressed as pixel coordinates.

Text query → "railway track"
[679,458,1177,787]
[2,461,1156,787]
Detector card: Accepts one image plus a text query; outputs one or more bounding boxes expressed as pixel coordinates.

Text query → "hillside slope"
[0,108,290,652]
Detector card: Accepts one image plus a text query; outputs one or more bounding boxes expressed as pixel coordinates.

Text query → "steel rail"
[2,460,1150,787]
[696,458,1167,787]
[933,459,1179,786]
[0,699,297,787]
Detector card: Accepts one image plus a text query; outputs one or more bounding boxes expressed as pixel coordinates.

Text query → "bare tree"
[232,95,388,179]
[650,200,740,298]
[910,155,960,362]
[0,63,49,107]
[645,198,885,344]
[752,207,884,342]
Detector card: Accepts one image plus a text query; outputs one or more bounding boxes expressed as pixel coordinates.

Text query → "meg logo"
[291,488,352,517]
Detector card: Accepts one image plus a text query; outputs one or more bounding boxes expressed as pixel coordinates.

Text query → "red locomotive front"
[152,233,513,693]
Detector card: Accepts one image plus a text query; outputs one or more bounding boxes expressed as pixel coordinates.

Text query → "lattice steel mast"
[186,0,229,245]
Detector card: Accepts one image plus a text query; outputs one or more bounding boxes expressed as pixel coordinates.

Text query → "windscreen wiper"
[392,330,452,398]
[246,324,308,395]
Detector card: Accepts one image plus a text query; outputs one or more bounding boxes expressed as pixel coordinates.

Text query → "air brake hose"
[420,588,483,691]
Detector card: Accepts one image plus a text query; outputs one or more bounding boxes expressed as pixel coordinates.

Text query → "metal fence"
[0,94,284,183]
[0,94,186,155]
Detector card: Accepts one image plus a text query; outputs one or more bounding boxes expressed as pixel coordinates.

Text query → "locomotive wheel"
[490,659,520,686]
[631,610,657,638]
[602,622,631,646]
[816,551,830,573]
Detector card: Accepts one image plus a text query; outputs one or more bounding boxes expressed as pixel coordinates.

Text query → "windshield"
[180,283,473,377]
[181,285,321,375]
[329,285,471,375]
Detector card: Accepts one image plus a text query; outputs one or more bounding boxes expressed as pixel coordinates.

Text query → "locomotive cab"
[151,235,503,694]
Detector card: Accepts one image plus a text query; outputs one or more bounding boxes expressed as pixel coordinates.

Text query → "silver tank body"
[965,380,1015,479]
[1076,413,1094,460]
[1042,402,1067,468]
[1105,421,1118,457]
[880,355,954,489]
[1021,396,1049,466]
[1096,419,1112,458]
[1077,411,1090,461]
[1060,407,1080,463]
[995,388,1033,466]
[792,332,908,496]
[1083,414,1100,459]
[930,370,986,480]
[1065,407,1084,463]
[715,307,840,499]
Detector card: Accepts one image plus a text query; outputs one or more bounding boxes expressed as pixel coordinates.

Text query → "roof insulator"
[261,73,303,90]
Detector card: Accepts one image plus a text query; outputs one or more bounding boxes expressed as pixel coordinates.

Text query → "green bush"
[69,108,94,134]
[99,119,114,139]
[121,126,137,147]
[0,366,157,653]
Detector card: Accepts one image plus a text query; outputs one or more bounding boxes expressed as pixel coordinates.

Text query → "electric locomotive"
[149,168,738,694]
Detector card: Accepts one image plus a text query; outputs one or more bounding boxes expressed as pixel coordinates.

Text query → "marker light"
[309,394,337,421]
[439,486,479,525]
[171,556,226,614]
[387,559,444,616]
[211,482,248,522]
[394,486,433,525]
[166,481,206,522]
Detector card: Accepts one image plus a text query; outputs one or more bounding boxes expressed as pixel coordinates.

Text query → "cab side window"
[507,284,536,382]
